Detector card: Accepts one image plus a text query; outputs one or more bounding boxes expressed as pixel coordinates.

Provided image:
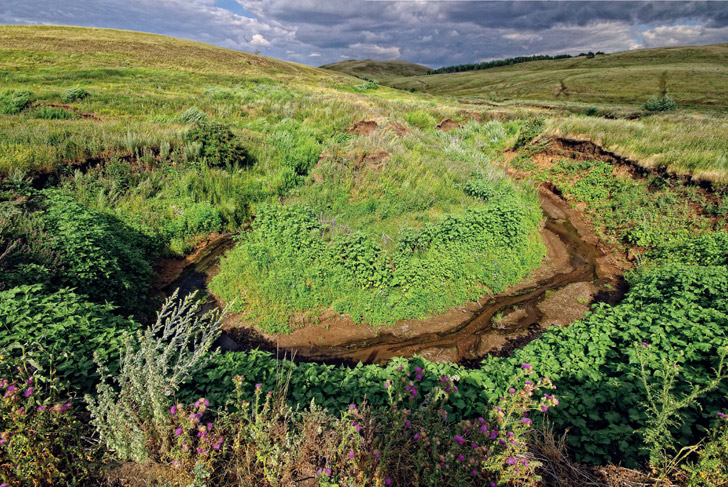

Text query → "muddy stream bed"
[159,184,625,366]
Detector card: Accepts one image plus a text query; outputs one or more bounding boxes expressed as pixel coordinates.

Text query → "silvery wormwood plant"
[86,290,226,463]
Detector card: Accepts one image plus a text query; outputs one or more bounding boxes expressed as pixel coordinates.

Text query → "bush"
[33,106,79,120]
[513,118,544,149]
[405,110,437,130]
[0,285,139,393]
[184,121,248,168]
[60,87,89,103]
[0,89,32,114]
[87,292,222,463]
[644,95,677,112]
[353,81,379,92]
[42,192,156,314]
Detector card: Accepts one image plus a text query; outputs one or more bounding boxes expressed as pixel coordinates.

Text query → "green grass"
[0,25,546,331]
[321,59,431,83]
[387,43,728,109]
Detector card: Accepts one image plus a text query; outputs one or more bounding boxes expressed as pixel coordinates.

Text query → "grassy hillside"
[0,25,544,332]
[387,43,728,109]
[2,25,728,487]
[321,58,431,82]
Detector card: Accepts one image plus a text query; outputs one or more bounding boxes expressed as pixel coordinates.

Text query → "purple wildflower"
[454,435,465,445]
[175,427,183,436]
[507,457,517,466]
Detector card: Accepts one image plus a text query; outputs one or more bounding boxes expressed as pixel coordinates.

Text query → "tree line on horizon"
[428,51,606,75]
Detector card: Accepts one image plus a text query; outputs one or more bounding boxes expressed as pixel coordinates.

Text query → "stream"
[163,185,622,366]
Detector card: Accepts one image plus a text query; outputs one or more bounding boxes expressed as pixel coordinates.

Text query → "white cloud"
[348,42,401,59]
[503,32,543,43]
[249,33,270,46]
[309,52,321,57]
[636,24,728,49]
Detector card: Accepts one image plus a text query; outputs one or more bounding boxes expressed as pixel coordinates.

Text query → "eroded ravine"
[160,184,625,365]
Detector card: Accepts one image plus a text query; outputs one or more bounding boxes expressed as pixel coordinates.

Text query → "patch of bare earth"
[436,118,461,132]
[347,120,378,136]
[384,121,411,137]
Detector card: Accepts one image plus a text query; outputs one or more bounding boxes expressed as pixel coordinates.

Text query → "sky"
[1,1,727,68]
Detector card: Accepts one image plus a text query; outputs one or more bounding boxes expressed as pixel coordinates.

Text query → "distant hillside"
[386,43,728,109]
[0,25,352,85]
[321,59,430,82]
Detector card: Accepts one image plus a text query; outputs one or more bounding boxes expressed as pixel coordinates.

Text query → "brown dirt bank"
[222,184,627,365]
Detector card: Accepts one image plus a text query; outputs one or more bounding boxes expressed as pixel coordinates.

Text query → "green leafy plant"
[33,106,79,120]
[644,95,677,112]
[60,87,89,103]
[184,121,249,168]
[0,89,32,114]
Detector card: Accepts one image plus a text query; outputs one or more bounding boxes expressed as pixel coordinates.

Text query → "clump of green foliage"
[60,87,89,103]
[0,284,140,393]
[183,121,248,168]
[33,106,79,120]
[353,81,379,92]
[0,89,32,114]
[513,118,544,149]
[405,109,437,130]
[42,192,156,314]
[644,95,677,112]
[177,107,208,124]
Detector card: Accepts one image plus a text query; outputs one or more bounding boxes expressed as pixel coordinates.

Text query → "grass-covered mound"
[211,183,543,331]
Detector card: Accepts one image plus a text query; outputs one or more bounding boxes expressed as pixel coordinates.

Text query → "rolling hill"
[386,43,728,109]
[320,58,431,82]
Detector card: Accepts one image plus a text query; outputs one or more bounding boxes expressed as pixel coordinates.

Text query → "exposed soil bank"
[161,184,626,365]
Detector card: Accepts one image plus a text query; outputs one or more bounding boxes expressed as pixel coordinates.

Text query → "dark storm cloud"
[1,0,727,67]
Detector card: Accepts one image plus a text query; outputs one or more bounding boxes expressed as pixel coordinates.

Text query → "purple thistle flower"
[175,427,183,436]
[480,424,488,433]
[414,433,420,440]
[522,363,532,370]
[348,450,355,459]
[522,417,532,425]
[508,388,516,394]
[324,468,331,476]
[454,435,465,445]
[471,469,478,476]
[170,405,177,415]
[718,412,727,419]
[24,387,34,397]
[457,454,465,462]
[255,384,262,390]
[507,457,517,466]
[385,478,392,486]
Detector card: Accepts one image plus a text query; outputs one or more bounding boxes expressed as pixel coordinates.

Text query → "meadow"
[1,25,728,487]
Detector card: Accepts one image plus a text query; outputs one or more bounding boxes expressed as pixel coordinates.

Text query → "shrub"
[0,89,32,114]
[644,95,677,112]
[513,118,544,149]
[184,121,248,168]
[60,87,89,103]
[86,291,223,463]
[33,106,79,120]
[0,284,140,393]
[353,81,379,92]
[42,192,156,314]
[0,367,95,486]
[405,110,437,130]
